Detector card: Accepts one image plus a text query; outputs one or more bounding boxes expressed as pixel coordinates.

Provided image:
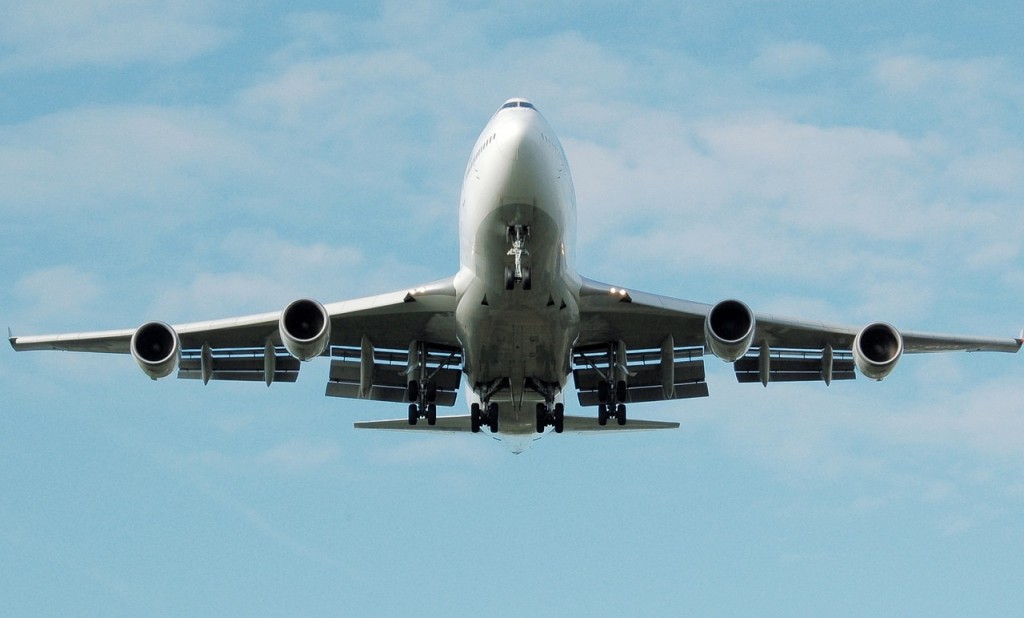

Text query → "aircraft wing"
[9,276,460,388]
[577,276,1021,354]
[573,276,1020,406]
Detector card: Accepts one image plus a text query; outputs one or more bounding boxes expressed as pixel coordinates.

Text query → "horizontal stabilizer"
[354,415,680,433]
[355,416,474,432]
[562,416,679,432]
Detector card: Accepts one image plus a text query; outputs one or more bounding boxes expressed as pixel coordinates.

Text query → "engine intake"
[280,298,331,361]
[853,322,903,381]
[130,321,180,379]
[705,299,756,362]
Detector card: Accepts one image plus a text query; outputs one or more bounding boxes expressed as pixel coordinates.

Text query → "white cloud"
[0,0,233,71]
[147,230,365,320]
[752,41,834,79]
[872,54,999,97]
[12,265,103,328]
[0,106,259,218]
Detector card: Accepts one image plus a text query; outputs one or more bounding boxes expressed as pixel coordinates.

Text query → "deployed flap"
[572,342,709,406]
[327,343,461,405]
[178,345,300,384]
[733,346,856,384]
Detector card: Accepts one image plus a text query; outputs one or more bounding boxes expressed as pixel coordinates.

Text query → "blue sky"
[2,1,1022,615]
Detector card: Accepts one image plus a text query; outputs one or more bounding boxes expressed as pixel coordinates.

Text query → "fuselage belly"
[454,101,581,434]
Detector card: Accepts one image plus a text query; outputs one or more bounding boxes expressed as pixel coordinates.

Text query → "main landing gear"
[597,380,628,426]
[470,402,499,434]
[407,380,438,426]
[505,225,531,290]
[536,402,565,433]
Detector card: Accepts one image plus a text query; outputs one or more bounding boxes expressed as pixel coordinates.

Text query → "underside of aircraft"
[10,98,1021,451]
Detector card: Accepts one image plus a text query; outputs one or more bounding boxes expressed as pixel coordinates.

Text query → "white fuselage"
[453,101,582,435]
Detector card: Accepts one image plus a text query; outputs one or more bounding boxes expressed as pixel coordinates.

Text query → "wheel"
[553,403,564,434]
[536,402,547,433]
[407,380,419,402]
[408,403,418,426]
[427,403,437,425]
[470,403,481,433]
[616,380,627,403]
[425,381,438,403]
[522,266,532,291]
[616,403,627,426]
[598,404,608,426]
[597,381,609,404]
[504,265,515,290]
[488,402,499,433]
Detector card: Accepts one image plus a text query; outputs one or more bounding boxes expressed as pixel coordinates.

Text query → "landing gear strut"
[407,379,438,426]
[536,402,565,433]
[597,379,628,426]
[505,225,531,290]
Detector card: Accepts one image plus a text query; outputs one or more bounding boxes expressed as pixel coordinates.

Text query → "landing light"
[609,287,632,302]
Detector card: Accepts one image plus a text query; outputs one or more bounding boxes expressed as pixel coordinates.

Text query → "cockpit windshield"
[501,100,536,110]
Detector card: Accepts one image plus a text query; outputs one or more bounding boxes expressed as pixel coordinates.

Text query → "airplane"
[10,98,1022,453]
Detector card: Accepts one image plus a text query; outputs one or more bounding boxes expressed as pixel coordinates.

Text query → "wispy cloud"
[752,41,835,79]
[12,265,103,329]
[0,0,233,71]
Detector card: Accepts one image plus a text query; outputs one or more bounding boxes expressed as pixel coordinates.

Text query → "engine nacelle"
[705,299,756,362]
[130,321,180,380]
[853,322,903,381]
[280,298,331,361]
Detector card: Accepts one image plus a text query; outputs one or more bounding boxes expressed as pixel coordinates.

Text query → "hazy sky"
[2,1,1022,615]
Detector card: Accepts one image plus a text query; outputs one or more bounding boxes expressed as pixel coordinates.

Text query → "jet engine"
[705,299,756,362]
[130,321,180,379]
[853,322,903,381]
[280,298,331,361]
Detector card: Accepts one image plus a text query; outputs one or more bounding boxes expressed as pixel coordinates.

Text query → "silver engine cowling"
[705,299,756,362]
[130,321,181,379]
[853,322,903,380]
[280,298,331,361]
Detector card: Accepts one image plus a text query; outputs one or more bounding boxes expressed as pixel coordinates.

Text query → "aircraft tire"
[470,403,481,433]
[408,403,418,426]
[488,402,499,433]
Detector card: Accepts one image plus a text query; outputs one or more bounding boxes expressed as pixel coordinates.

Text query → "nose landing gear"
[505,225,531,290]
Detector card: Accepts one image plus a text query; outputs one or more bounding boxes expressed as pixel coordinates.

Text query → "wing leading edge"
[573,275,1020,405]
[9,276,460,387]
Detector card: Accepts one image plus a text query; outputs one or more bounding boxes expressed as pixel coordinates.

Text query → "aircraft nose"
[495,115,545,162]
